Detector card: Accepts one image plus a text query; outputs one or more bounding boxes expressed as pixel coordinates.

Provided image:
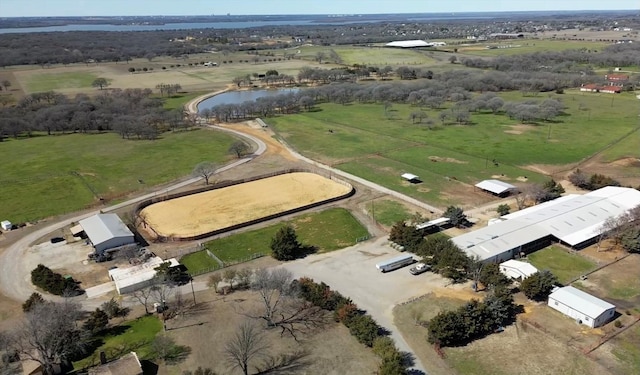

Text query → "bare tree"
[12,301,84,375]
[208,273,223,293]
[192,162,217,185]
[132,287,154,314]
[248,269,325,339]
[223,268,238,291]
[224,321,269,375]
[228,141,250,158]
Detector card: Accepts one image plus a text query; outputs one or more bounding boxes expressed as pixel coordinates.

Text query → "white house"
[499,259,538,279]
[79,214,135,253]
[548,286,616,328]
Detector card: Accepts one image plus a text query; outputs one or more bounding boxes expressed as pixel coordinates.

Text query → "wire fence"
[188,252,267,277]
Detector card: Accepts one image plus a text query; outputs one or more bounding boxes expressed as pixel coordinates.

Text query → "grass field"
[611,323,640,375]
[267,91,639,207]
[181,208,368,273]
[294,45,438,66]
[528,246,597,284]
[0,129,237,223]
[161,91,208,110]
[180,250,221,274]
[74,315,162,370]
[370,199,412,226]
[448,39,608,57]
[26,71,99,92]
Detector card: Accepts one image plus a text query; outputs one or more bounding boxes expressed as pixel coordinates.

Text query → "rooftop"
[79,214,133,246]
[475,179,516,195]
[549,286,615,319]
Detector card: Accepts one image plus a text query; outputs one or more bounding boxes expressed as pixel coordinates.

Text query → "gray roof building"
[548,286,615,328]
[453,186,640,262]
[79,214,135,253]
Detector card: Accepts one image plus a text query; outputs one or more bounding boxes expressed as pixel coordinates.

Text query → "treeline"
[297,278,409,374]
[204,69,567,124]
[31,264,82,296]
[0,88,189,141]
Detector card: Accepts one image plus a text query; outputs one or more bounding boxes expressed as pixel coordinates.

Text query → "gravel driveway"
[280,236,450,374]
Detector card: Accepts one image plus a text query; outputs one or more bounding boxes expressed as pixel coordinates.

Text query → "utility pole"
[190,276,196,305]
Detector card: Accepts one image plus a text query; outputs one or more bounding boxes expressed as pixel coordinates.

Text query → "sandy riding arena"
[140,172,352,238]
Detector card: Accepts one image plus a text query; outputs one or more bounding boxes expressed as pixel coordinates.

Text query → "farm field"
[448,39,608,57]
[528,245,597,284]
[140,172,352,238]
[180,208,368,274]
[267,91,640,208]
[0,129,237,223]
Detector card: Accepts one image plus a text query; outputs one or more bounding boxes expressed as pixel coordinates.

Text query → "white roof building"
[475,179,517,195]
[548,286,616,328]
[416,217,450,230]
[453,186,640,263]
[401,173,420,181]
[79,214,135,253]
[499,259,538,279]
[385,40,446,48]
[108,256,179,294]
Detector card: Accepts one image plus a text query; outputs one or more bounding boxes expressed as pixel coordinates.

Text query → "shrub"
[344,314,380,347]
[128,67,135,73]
[31,264,81,296]
[496,204,510,216]
[142,67,148,72]
[270,225,303,261]
[22,292,45,312]
[614,320,623,328]
[83,308,109,334]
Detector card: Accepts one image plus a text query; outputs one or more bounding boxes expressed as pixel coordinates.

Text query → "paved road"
[0,126,266,303]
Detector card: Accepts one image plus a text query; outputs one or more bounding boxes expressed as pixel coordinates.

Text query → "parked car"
[50,237,65,244]
[409,263,431,275]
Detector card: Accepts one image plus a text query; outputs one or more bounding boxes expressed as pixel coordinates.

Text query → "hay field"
[141,172,351,237]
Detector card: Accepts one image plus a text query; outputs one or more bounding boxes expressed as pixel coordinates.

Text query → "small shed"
[548,286,616,328]
[499,259,538,280]
[401,173,420,183]
[108,257,180,294]
[416,217,450,230]
[1,220,11,231]
[475,179,516,196]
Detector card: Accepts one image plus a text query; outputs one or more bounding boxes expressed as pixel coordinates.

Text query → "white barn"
[453,186,640,263]
[548,286,616,328]
[499,259,538,279]
[108,256,180,294]
[79,214,135,253]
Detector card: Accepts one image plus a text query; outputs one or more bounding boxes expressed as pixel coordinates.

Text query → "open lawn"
[370,199,412,226]
[528,246,597,284]
[268,91,639,208]
[294,45,438,66]
[180,250,221,274]
[609,322,640,375]
[73,315,162,370]
[25,71,99,92]
[0,129,237,223]
[161,91,208,110]
[449,39,608,57]
[182,208,368,273]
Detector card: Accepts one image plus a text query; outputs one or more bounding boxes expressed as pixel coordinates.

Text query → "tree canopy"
[270,225,303,261]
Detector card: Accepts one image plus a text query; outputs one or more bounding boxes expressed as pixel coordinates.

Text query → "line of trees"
[0,88,190,141]
[569,169,621,191]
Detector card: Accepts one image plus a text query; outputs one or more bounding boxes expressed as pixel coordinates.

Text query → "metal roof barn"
[453,187,640,262]
[79,213,134,253]
[475,179,516,195]
[548,286,615,328]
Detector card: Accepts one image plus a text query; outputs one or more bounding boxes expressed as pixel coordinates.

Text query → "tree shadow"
[254,349,312,374]
[164,345,191,365]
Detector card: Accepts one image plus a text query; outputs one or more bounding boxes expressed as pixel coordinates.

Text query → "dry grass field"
[140,172,352,238]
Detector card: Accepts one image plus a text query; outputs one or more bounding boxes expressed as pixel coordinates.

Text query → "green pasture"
[528,246,597,284]
[0,129,237,222]
[73,315,162,370]
[161,91,207,110]
[449,39,608,57]
[26,71,99,92]
[267,92,638,206]
[294,45,437,67]
[181,208,368,273]
[612,323,640,375]
[370,199,412,226]
[180,250,221,274]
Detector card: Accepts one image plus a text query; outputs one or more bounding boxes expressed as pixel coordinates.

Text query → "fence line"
[206,249,224,267]
[189,252,267,276]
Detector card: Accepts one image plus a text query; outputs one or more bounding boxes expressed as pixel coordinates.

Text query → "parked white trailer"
[376,254,415,273]
[0,220,11,231]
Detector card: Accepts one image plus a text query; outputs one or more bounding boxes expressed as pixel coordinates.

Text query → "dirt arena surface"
[141,172,351,238]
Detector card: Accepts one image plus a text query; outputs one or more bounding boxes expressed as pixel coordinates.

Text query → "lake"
[197,89,300,113]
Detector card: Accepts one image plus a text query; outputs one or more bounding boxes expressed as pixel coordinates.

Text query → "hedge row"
[297,278,407,375]
[31,264,82,296]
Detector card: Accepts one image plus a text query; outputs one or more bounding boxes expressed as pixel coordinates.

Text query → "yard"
[0,128,238,223]
[528,246,597,284]
[73,315,162,371]
[181,208,368,274]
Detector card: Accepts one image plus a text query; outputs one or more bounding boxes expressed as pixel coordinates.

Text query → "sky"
[1,0,638,17]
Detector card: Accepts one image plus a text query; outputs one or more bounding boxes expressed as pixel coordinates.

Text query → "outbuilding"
[401,173,420,183]
[108,256,180,294]
[79,214,135,253]
[475,179,516,196]
[548,286,616,328]
[499,259,538,280]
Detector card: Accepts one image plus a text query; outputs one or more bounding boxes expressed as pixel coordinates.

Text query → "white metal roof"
[475,179,516,195]
[549,286,615,319]
[79,214,133,246]
[401,173,419,181]
[453,187,640,261]
[386,40,431,48]
[416,217,450,230]
[499,259,538,277]
[109,257,179,292]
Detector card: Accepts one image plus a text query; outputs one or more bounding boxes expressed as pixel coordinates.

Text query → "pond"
[197,88,300,113]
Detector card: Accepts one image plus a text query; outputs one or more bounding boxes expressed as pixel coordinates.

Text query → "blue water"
[197,89,300,112]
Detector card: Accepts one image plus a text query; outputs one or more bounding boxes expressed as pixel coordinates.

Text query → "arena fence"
[136,168,355,242]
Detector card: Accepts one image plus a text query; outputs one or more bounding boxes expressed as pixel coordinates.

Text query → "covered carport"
[475,179,516,197]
